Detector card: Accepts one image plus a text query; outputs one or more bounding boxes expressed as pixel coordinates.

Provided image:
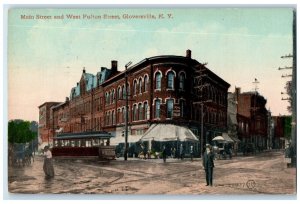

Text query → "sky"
[7,7,294,122]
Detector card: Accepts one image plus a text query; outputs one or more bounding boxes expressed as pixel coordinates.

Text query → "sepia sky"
[7,8,294,122]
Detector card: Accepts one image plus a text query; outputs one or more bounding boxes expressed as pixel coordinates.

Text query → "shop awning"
[110,135,143,145]
[220,133,234,143]
[140,124,199,142]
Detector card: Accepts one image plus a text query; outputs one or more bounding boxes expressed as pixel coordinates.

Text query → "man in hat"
[203,144,214,186]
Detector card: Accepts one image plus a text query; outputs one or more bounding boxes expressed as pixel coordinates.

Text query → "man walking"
[203,144,214,186]
[180,144,184,160]
[190,145,194,161]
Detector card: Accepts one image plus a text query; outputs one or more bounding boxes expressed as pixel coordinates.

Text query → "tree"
[285,81,292,113]
[8,120,37,144]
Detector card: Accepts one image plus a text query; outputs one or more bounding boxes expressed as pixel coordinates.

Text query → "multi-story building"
[38,50,230,155]
[235,87,268,150]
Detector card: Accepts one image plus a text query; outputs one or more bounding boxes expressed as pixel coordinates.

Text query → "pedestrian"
[43,146,54,179]
[190,145,194,161]
[171,147,176,159]
[180,144,184,160]
[162,145,167,163]
[203,144,214,186]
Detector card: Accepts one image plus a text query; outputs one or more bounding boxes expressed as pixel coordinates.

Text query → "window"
[144,102,148,120]
[138,103,143,120]
[155,72,162,90]
[155,99,161,118]
[112,90,115,103]
[144,75,148,92]
[133,80,137,95]
[122,107,126,123]
[108,91,111,104]
[118,87,122,99]
[166,99,174,118]
[133,105,137,121]
[139,78,143,94]
[179,73,185,90]
[112,110,115,125]
[167,72,175,89]
[105,92,109,105]
[118,109,122,123]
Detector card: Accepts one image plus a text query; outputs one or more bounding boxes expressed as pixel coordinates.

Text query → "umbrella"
[212,136,226,142]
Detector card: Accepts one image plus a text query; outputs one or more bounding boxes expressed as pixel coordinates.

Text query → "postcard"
[6,6,296,197]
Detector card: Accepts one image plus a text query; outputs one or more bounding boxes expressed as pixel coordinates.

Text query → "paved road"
[8,151,296,195]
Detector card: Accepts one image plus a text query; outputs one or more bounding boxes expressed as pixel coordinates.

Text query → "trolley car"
[51,131,116,161]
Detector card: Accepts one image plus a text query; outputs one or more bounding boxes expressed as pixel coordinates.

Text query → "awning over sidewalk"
[221,133,234,143]
[140,124,199,142]
[110,135,142,145]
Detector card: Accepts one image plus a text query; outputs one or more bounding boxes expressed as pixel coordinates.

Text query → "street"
[8,151,296,195]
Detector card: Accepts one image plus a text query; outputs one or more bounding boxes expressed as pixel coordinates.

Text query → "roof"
[140,124,199,142]
[54,131,113,140]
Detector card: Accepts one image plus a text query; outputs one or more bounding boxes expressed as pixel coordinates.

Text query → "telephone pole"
[279,10,296,167]
[124,61,132,161]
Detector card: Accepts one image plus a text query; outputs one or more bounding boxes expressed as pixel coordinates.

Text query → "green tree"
[283,116,292,140]
[8,120,37,144]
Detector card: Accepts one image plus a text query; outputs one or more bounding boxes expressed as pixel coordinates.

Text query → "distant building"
[235,87,268,150]
[39,50,230,156]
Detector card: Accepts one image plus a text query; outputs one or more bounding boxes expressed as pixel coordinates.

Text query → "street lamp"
[124,61,132,161]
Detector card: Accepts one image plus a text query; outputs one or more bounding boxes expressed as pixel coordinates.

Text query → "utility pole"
[124,61,132,161]
[279,10,296,167]
[291,10,297,167]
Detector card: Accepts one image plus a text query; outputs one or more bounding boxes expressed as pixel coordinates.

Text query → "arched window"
[139,78,143,94]
[138,103,143,120]
[155,72,162,90]
[122,107,126,123]
[179,73,185,90]
[166,99,174,118]
[144,102,148,120]
[118,109,121,123]
[155,99,161,118]
[118,87,122,99]
[144,75,148,92]
[108,91,111,104]
[133,80,137,95]
[105,92,109,105]
[112,110,115,125]
[167,72,175,89]
[133,104,137,121]
[112,89,115,103]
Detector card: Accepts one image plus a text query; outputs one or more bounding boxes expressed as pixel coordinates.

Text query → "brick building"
[235,88,268,151]
[38,50,230,155]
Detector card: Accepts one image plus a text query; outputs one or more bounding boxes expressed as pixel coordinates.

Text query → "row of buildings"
[38,50,290,156]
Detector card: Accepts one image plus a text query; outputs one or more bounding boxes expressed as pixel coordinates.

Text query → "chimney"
[83,67,86,73]
[111,60,118,73]
[186,49,191,58]
[77,82,79,86]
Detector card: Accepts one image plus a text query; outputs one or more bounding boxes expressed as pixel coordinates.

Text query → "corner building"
[39,50,230,156]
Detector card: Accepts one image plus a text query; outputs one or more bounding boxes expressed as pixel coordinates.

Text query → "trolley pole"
[124,61,132,161]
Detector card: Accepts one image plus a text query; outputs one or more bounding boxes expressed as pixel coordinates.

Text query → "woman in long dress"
[43,146,54,179]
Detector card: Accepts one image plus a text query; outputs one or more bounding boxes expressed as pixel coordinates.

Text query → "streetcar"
[51,131,116,161]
